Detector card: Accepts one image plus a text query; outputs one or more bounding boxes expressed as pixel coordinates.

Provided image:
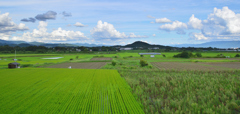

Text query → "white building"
[120,47,133,50]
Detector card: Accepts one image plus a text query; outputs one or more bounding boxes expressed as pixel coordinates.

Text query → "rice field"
[47,62,109,69]
[0,68,144,113]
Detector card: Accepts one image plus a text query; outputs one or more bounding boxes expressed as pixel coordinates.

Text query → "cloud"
[0,12,28,34]
[74,22,87,27]
[159,21,187,34]
[91,20,147,42]
[147,15,155,19]
[20,17,36,23]
[155,18,172,23]
[62,11,72,17]
[35,11,57,21]
[189,32,208,40]
[153,34,156,37]
[202,7,240,36]
[12,21,88,42]
[190,7,240,40]
[158,6,240,40]
[188,14,203,29]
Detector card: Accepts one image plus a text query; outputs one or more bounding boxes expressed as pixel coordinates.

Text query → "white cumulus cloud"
[155,18,172,23]
[159,21,187,34]
[188,14,203,29]
[153,34,156,37]
[74,22,87,27]
[91,20,147,42]
[12,21,88,42]
[189,32,208,40]
[0,12,28,33]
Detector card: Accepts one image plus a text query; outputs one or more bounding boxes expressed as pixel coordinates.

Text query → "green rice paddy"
[0,68,144,113]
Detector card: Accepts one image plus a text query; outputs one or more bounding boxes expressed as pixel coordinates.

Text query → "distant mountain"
[0,39,109,47]
[73,43,109,47]
[172,41,240,48]
[123,41,171,48]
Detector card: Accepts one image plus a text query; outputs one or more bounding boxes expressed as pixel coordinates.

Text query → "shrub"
[21,64,33,67]
[76,56,79,59]
[162,54,166,57]
[148,65,152,68]
[140,59,148,67]
[114,56,118,58]
[129,56,133,57]
[235,54,240,57]
[140,55,144,57]
[70,58,73,60]
[173,51,193,58]
[112,61,116,66]
[18,59,22,61]
[216,54,225,58]
[195,52,202,57]
[122,66,128,69]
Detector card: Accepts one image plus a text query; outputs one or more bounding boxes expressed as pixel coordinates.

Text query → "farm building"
[139,53,161,57]
[8,62,20,69]
[120,47,133,50]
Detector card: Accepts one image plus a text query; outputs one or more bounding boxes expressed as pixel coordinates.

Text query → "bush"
[18,59,22,61]
[216,54,225,58]
[114,56,118,58]
[76,56,79,59]
[148,65,152,68]
[140,59,148,67]
[162,54,166,57]
[235,54,240,57]
[173,51,193,58]
[129,56,133,57]
[112,61,116,66]
[195,52,202,57]
[70,58,73,60]
[21,64,33,67]
[140,55,144,57]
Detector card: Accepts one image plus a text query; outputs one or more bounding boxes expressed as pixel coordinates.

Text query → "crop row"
[0,68,144,113]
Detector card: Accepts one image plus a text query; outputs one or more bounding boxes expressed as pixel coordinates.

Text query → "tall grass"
[120,69,240,113]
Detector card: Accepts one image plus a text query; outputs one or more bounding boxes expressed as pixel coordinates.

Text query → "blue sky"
[0,0,240,45]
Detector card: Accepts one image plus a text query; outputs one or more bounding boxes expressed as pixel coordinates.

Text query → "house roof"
[8,62,20,65]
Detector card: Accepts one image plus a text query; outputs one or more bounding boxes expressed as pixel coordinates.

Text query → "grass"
[0,68,144,113]
[119,69,240,113]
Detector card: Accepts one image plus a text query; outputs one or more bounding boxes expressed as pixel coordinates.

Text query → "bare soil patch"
[47,62,108,69]
[151,62,229,71]
[90,57,112,61]
[202,62,240,69]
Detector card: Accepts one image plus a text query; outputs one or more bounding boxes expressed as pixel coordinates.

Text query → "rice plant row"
[0,68,144,113]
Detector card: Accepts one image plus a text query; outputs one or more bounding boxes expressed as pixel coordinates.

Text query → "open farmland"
[90,57,112,61]
[202,62,240,69]
[46,62,108,69]
[151,62,230,71]
[120,70,240,113]
[0,68,144,113]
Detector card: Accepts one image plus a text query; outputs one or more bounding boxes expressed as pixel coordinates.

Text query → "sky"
[0,0,240,46]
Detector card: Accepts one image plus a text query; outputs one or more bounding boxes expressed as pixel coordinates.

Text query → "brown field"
[47,62,108,69]
[90,57,112,61]
[202,62,240,69]
[151,62,230,71]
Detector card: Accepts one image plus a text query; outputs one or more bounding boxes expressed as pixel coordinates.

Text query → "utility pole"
[15,50,16,61]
